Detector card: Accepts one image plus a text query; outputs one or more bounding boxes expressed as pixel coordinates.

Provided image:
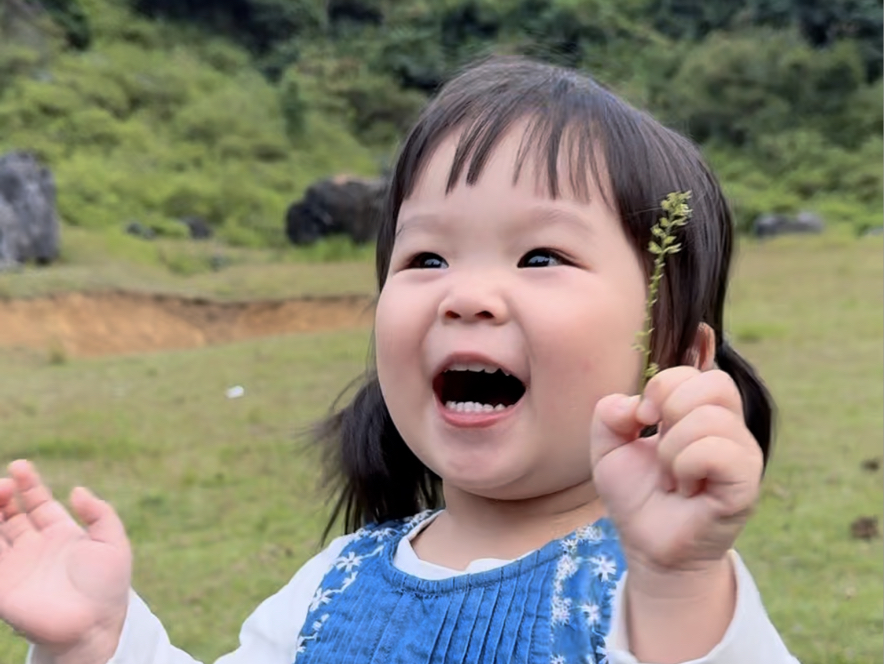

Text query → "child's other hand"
[590,367,763,577]
[0,460,131,663]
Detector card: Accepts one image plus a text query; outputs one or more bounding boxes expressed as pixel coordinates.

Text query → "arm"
[26,535,353,664]
[590,369,795,664]
[606,551,799,664]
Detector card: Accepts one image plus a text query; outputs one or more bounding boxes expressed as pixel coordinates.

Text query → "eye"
[407,252,448,269]
[518,248,569,268]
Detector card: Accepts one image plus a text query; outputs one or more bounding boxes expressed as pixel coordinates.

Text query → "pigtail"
[316,372,441,541]
[714,340,775,469]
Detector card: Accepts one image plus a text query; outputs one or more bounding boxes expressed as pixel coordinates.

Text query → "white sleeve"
[26,535,355,664]
[606,550,800,664]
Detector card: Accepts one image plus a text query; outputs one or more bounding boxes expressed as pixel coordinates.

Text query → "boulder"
[752,211,824,238]
[286,175,386,246]
[124,220,155,240]
[178,216,213,240]
[0,151,60,268]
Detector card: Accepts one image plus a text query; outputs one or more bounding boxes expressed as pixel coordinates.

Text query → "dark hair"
[317,55,775,538]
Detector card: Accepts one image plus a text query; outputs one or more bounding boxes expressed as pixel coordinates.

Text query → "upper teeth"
[446,362,509,375]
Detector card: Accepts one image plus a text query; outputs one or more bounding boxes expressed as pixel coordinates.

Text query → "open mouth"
[432,362,527,413]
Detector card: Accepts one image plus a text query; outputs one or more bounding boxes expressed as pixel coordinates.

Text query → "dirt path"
[0,291,374,358]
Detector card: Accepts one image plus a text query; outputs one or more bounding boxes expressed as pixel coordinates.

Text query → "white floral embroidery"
[340,571,358,591]
[295,537,389,661]
[549,521,623,664]
[366,527,396,541]
[334,551,362,572]
[576,524,603,542]
[308,587,336,613]
[561,537,579,554]
[295,614,329,654]
[590,555,617,582]
[403,510,434,530]
[579,602,600,626]
[555,554,579,582]
[551,595,573,625]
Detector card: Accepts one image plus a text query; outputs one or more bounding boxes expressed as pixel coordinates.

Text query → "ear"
[690,322,716,371]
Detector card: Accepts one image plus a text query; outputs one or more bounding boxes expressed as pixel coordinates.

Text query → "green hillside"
[1,0,881,248]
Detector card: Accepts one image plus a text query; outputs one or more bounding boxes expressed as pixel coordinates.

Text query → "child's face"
[375,127,647,502]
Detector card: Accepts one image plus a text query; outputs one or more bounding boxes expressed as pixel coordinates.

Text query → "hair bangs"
[391,59,630,209]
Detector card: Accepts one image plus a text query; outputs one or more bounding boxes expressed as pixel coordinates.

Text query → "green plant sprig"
[634,190,693,389]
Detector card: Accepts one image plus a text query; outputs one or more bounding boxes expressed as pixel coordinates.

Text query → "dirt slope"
[0,291,374,357]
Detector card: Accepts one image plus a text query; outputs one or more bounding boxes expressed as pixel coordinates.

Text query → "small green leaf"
[648,241,662,255]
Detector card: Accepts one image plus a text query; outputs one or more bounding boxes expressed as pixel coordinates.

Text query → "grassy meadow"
[0,234,881,663]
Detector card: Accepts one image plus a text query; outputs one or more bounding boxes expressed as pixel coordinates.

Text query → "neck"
[412,480,605,570]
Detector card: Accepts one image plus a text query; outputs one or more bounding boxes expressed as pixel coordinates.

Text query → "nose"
[438,275,509,324]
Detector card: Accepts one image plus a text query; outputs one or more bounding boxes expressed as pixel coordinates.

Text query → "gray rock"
[752,212,824,238]
[0,151,60,268]
[794,211,825,232]
[285,175,386,245]
[124,220,155,240]
[178,216,213,240]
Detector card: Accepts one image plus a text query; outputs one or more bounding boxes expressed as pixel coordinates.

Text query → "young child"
[0,56,799,664]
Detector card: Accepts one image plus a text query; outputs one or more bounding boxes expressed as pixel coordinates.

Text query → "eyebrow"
[396,204,594,239]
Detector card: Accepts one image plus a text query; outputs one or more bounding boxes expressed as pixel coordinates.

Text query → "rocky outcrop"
[286,175,386,245]
[752,211,824,238]
[0,151,60,269]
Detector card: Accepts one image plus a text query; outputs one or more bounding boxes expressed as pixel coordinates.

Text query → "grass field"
[0,234,881,663]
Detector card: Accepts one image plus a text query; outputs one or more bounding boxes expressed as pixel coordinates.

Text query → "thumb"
[590,393,643,467]
[70,487,129,549]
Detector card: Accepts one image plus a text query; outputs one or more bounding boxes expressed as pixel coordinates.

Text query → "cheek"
[528,285,645,403]
[374,285,430,389]
[374,290,404,381]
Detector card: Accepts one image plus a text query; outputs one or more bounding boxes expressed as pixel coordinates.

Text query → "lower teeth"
[445,401,507,413]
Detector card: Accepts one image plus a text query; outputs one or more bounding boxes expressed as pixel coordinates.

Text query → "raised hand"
[0,460,131,662]
[590,366,764,573]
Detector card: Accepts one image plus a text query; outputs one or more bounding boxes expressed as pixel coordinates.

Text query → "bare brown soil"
[0,291,374,358]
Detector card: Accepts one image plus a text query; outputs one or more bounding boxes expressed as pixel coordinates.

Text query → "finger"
[671,436,762,511]
[0,512,9,547]
[640,369,743,430]
[0,470,38,543]
[71,487,129,549]
[0,511,37,543]
[10,460,77,531]
[636,366,701,425]
[657,404,751,472]
[661,370,743,430]
[590,393,642,466]
[0,476,23,522]
[0,477,16,517]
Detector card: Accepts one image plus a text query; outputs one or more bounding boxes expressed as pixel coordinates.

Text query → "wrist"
[624,555,736,664]
[626,552,733,603]
[38,606,127,664]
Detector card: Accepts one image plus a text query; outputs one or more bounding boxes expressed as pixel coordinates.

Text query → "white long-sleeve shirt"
[28,516,798,664]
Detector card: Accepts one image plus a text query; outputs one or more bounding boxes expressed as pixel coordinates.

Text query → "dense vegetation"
[1,0,881,247]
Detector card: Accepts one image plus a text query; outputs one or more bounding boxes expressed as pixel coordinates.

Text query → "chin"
[433,456,536,499]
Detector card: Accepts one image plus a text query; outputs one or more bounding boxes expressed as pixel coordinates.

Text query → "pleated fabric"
[293,512,626,664]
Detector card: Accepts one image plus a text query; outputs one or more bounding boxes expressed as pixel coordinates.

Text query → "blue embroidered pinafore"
[294,512,626,664]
